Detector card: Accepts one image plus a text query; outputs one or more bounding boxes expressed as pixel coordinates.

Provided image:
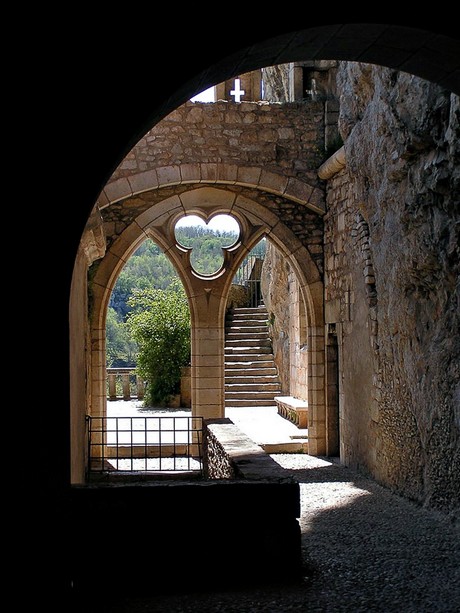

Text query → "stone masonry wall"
[110,99,325,189]
[326,62,460,514]
[324,167,379,475]
[261,242,291,394]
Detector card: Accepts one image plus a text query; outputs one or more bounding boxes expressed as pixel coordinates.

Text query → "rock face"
[329,62,459,513]
[261,60,459,514]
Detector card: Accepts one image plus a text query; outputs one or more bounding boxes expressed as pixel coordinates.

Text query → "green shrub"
[125,280,191,406]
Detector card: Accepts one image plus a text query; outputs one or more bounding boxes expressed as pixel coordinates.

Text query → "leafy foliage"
[106,307,138,367]
[176,226,238,275]
[109,241,177,318]
[125,280,191,406]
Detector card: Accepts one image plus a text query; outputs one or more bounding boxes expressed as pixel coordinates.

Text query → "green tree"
[106,307,138,367]
[125,280,191,406]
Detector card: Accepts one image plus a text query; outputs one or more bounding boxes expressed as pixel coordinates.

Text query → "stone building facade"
[71,60,459,516]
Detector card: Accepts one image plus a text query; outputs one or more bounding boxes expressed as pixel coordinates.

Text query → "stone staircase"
[225,306,282,407]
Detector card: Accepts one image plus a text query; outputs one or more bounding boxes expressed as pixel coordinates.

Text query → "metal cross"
[230,78,245,102]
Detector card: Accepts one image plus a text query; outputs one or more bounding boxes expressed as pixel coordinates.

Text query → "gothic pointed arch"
[87,183,326,457]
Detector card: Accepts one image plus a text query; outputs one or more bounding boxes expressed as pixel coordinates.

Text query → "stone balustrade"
[106,367,145,400]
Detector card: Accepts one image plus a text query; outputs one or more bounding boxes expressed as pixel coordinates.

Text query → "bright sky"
[175,214,240,234]
[190,86,216,102]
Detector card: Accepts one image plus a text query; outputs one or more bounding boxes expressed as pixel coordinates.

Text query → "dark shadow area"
[67,479,303,607]
[66,457,459,612]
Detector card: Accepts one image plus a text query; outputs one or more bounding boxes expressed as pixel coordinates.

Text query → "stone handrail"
[106,367,145,401]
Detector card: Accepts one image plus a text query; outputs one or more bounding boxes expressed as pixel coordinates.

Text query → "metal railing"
[86,415,203,477]
[233,254,264,307]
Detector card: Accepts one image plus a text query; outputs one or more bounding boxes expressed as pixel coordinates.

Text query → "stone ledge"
[274,396,309,429]
[204,418,294,481]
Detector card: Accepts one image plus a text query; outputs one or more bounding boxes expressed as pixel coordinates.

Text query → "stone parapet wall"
[203,419,295,482]
[203,419,237,479]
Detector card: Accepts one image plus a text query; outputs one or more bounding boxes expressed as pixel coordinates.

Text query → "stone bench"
[274,396,308,429]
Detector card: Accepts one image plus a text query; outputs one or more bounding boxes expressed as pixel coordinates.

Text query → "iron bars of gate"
[86,414,203,477]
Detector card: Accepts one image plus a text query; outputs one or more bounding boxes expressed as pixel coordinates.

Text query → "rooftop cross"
[230,78,245,102]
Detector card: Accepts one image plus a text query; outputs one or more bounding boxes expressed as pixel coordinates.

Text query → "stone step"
[225,382,282,392]
[229,307,268,314]
[225,390,280,400]
[225,355,278,373]
[225,374,280,384]
[225,338,272,348]
[225,398,278,407]
[226,330,269,338]
[227,316,268,324]
[225,346,273,355]
[261,441,309,453]
[226,365,277,374]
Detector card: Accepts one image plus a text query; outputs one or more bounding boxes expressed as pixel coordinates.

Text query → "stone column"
[306,325,326,456]
[189,287,226,420]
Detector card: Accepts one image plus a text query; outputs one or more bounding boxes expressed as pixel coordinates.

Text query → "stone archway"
[83,181,325,478]
[68,22,459,490]
[32,20,460,598]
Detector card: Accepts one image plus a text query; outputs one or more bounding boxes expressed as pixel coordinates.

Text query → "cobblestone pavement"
[71,451,460,612]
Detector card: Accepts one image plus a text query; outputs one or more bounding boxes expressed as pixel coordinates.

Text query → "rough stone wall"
[261,242,292,394]
[324,167,379,475]
[203,422,236,479]
[288,270,309,401]
[329,62,460,514]
[262,64,291,101]
[111,99,325,189]
[262,248,309,400]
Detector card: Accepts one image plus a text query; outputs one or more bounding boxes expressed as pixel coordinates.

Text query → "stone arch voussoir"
[97,164,325,216]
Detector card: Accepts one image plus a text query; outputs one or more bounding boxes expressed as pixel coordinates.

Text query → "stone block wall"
[261,242,291,394]
[288,270,308,401]
[324,167,379,473]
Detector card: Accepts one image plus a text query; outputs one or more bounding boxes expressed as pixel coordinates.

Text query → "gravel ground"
[74,453,460,613]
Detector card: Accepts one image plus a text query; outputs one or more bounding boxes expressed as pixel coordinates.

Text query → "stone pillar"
[108,373,117,400]
[190,289,226,420]
[307,325,326,456]
[121,373,131,400]
[136,376,145,400]
[180,366,191,407]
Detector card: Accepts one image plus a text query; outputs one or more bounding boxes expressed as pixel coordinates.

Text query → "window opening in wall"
[190,85,216,102]
[174,214,240,276]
